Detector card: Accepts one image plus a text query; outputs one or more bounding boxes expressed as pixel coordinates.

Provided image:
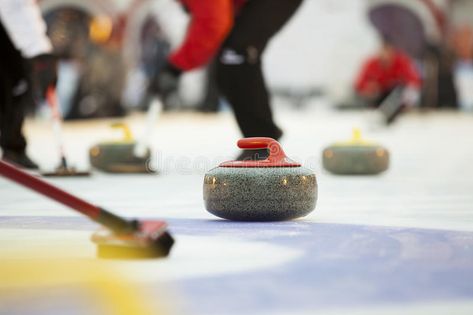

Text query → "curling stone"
[89,123,152,173]
[203,137,317,221]
[322,129,389,175]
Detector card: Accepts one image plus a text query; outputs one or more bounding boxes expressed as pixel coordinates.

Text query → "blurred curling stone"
[89,123,152,173]
[204,137,317,221]
[323,129,389,175]
[89,98,162,173]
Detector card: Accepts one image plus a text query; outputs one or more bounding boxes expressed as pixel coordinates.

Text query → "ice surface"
[1,104,473,315]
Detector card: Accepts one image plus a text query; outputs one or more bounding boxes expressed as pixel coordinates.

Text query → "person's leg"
[0,21,27,152]
[0,21,36,168]
[198,60,221,113]
[0,77,37,169]
[0,74,7,149]
[217,0,303,140]
[1,81,28,153]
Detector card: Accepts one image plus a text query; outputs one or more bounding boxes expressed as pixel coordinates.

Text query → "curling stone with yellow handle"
[322,129,389,175]
[89,123,153,173]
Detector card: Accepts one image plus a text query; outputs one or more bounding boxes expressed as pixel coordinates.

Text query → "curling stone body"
[323,145,389,175]
[322,129,389,175]
[203,138,317,221]
[89,123,152,173]
[89,142,151,173]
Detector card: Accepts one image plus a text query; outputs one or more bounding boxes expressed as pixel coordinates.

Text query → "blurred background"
[35,0,473,119]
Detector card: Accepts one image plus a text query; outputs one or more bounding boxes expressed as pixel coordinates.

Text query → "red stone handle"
[237,137,276,150]
[217,137,300,167]
[237,137,286,163]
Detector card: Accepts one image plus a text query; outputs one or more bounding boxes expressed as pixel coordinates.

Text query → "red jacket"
[355,50,421,95]
[169,0,246,71]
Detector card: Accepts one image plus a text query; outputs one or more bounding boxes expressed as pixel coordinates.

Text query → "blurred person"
[355,35,422,109]
[451,25,473,110]
[148,0,303,159]
[422,43,458,109]
[0,0,57,169]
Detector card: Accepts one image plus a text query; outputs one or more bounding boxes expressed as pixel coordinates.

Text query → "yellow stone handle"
[89,15,113,44]
[111,123,134,141]
[352,128,362,142]
[333,128,375,146]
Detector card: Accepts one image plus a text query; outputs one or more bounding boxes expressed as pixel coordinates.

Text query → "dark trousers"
[0,21,29,153]
[216,0,303,140]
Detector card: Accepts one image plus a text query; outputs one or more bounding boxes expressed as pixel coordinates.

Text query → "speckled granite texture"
[203,167,317,221]
[89,143,151,173]
[322,145,389,175]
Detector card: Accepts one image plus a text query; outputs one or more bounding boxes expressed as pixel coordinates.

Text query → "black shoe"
[236,149,269,161]
[2,151,39,169]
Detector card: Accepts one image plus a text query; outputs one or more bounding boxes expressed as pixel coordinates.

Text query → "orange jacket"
[169,0,246,71]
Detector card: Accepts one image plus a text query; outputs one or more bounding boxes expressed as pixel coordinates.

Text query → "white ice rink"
[1,103,473,315]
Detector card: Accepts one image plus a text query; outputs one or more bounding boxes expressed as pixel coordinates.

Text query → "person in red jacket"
[149,0,303,159]
[355,35,422,108]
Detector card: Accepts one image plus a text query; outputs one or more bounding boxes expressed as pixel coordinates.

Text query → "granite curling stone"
[322,129,389,175]
[89,123,152,173]
[203,137,317,221]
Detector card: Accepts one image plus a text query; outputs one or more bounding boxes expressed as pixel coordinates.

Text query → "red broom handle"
[0,160,101,219]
